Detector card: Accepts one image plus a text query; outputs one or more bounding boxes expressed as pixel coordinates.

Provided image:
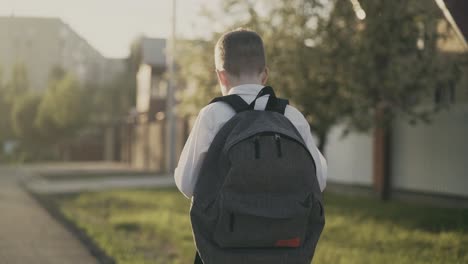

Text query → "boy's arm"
[285,107,327,192]
[304,131,328,192]
[301,124,328,192]
[174,107,214,198]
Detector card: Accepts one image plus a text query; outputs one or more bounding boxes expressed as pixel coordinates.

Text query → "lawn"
[51,188,468,264]
[39,171,158,181]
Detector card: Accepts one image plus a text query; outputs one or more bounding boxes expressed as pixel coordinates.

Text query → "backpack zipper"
[236,133,311,159]
[229,213,235,232]
[254,136,260,159]
[275,134,282,157]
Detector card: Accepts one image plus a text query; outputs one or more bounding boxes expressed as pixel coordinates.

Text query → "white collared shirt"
[174,84,327,198]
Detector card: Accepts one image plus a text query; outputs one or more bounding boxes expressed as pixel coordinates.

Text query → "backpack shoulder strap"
[250,86,289,115]
[265,97,289,115]
[210,94,249,113]
[210,87,289,114]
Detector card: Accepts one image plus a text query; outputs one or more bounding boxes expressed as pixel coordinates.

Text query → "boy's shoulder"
[195,101,238,129]
[199,99,308,124]
[283,104,307,120]
[199,100,237,117]
[201,98,305,114]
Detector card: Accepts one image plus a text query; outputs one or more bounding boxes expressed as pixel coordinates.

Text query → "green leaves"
[36,74,88,142]
[345,0,465,129]
[0,63,31,158]
[11,92,42,142]
[176,39,220,116]
[0,64,90,161]
[176,0,465,151]
[5,63,29,99]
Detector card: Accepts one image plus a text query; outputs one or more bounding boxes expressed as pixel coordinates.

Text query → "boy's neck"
[229,81,262,89]
[228,75,263,88]
[225,82,263,95]
[221,73,265,95]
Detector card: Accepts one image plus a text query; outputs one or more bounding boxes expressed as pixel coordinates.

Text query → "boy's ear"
[261,67,269,85]
[216,70,229,87]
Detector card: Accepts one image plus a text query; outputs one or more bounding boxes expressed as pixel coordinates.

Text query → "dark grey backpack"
[190,87,325,264]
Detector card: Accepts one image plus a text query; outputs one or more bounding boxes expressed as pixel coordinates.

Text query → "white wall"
[391,104,468,197]
[325,124,373,186]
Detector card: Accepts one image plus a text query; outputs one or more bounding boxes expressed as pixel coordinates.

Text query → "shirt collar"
[228,84,264,96]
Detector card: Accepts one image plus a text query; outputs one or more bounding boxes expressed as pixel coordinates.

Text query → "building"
[136,38,168,117]
[0,16,125,91]
[0,16,128,162]
[122,37,187,172]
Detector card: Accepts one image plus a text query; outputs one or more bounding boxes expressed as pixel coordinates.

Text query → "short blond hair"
[214,28,266,77]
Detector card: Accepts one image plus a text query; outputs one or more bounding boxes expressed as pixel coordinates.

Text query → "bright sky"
[0,0,217,58]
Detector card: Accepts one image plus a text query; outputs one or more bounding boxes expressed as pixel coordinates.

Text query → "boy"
[175,28,327,263]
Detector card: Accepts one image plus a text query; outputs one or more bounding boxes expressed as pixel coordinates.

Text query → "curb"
[23,185,116,264]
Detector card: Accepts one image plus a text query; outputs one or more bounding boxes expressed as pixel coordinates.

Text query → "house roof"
[437,0,468,49]
[141,38,167,68]
[443,0,468,40]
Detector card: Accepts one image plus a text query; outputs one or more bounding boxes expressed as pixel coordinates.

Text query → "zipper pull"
[229,213,235,232]
[275,134,282,157]
[254,136,260,159]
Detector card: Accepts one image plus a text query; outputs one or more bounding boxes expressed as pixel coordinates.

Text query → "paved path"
[24,162,148,177]
[26,174,175,194]
[0,166,99,264]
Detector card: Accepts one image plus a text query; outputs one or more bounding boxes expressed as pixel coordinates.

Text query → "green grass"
[40,171,158,181]
[52,189,468,264]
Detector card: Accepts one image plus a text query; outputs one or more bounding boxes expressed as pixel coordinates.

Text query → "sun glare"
[356,9,366,20]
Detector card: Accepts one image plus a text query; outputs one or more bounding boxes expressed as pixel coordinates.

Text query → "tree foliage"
[5,63,29,100]
[177,0,352,150]
[0,67,9,144]
[90,71,137,123]
[128,36,144,74]
[0,63,30,147]
[1,60,135,162]
[11,92,42,144]
[176,39,220,115]
[338,0,465,130]
[36,73,88,143]
[177,0,465,151]
[261,0,353,150]
[89,38,139,124]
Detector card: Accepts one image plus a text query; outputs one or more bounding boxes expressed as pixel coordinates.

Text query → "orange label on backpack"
[275,237,301,247]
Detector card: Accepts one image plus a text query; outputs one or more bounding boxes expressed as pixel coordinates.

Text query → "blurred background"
[0,0,467,263]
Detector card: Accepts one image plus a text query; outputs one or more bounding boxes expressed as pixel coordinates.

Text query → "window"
[434,85,456,105]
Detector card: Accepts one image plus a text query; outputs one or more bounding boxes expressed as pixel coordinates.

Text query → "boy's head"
[214,28,268,95]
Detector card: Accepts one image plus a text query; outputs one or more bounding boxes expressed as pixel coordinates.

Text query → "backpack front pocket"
[212,193,313,249]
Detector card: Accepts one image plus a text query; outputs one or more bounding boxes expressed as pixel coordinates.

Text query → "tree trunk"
[373,107,391,200]
[317,130,328,156]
